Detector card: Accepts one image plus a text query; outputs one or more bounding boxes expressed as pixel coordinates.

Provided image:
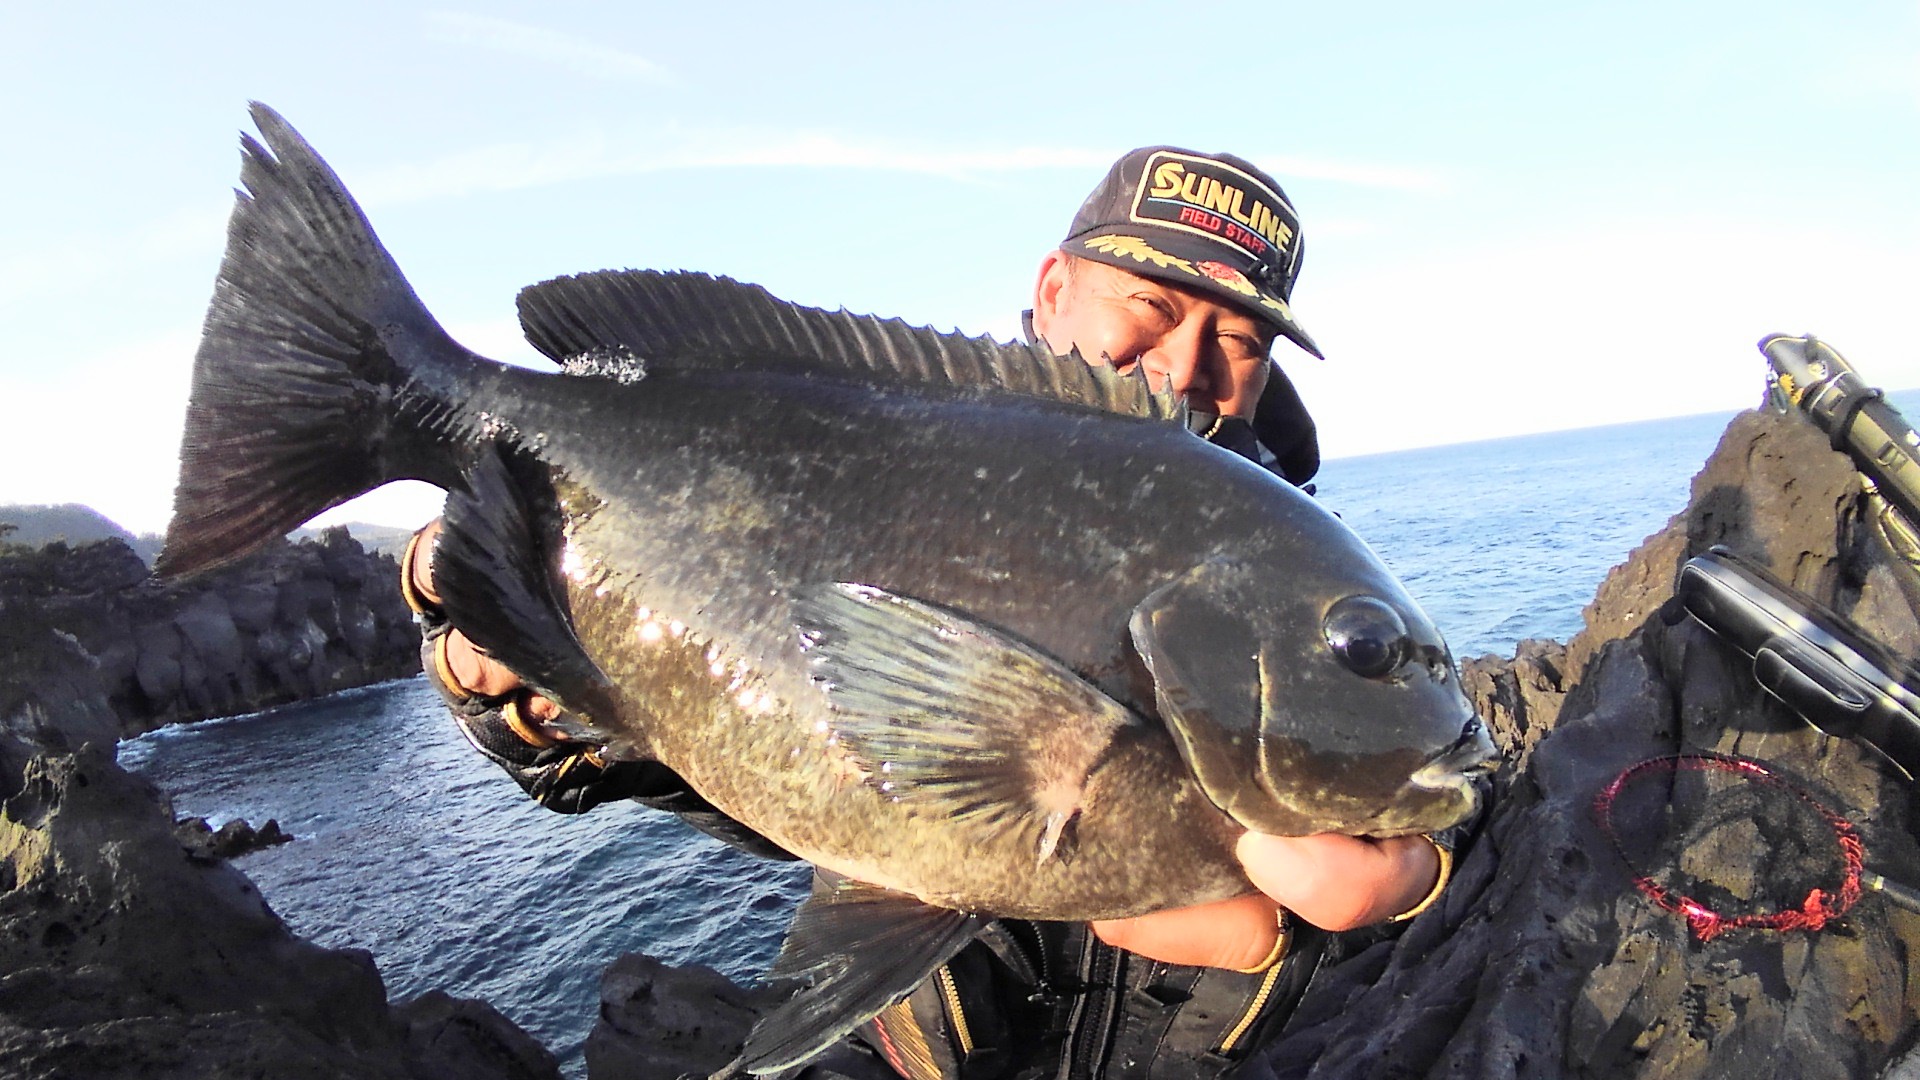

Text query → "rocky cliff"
[1240,407,1920,1078]
[0,560,554,1079]
[2,529,420,737]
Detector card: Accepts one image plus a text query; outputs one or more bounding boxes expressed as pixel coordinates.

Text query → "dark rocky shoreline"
[1,528,421,739]
[1246,408,1920,1079]
[0,531,557,1078]
[6,408,1920,1077]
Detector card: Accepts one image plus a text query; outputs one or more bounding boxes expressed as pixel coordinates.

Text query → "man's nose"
[1138,341,1208,398]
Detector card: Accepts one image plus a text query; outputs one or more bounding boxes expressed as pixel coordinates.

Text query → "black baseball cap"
[1062,146,1321,360]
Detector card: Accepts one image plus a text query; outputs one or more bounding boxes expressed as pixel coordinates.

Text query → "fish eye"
[1324,595,1411,679]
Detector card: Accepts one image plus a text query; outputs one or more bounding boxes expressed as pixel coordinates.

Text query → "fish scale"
[515,375,1248,913]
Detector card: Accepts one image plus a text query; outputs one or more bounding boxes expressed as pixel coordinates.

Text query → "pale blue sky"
[3,2,1915,533]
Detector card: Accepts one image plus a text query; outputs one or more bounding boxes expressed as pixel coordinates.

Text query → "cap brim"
[1065,230,1323,360]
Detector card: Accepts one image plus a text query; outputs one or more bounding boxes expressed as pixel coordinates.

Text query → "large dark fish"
[159,105,1494,1073]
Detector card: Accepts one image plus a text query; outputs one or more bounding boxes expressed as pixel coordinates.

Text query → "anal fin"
[724,879,988,1076]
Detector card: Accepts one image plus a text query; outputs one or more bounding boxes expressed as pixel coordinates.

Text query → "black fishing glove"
[404,524,795,859]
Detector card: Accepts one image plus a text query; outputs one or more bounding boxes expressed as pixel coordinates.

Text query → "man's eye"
[1220,335,1266,362]
[1129,294,1176,321]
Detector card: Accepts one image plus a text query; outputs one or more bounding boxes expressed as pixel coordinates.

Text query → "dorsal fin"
[515,269,1187,423]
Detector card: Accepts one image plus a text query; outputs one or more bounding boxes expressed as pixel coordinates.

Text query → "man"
[402,146,1452,1077]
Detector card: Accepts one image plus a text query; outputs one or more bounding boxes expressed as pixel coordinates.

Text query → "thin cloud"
[1,128,1440,300]
[1250,155,1451,193]
[423,10,676,85]
[1815,45,1920,110]
[354,127,1446,205]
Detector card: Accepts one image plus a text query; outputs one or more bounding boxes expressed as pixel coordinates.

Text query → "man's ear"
[1029,250,1073,346]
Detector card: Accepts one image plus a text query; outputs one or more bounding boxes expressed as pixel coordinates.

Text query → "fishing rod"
[1598,338,1920,939]
[1763,333,1920,534]
[1659,338,1920,778]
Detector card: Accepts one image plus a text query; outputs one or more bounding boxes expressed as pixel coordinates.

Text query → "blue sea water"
[1313,409,1741,657]
[121,402,1860,1073]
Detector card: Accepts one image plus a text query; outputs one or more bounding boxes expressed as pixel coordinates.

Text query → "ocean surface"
[121,401,1876,1073]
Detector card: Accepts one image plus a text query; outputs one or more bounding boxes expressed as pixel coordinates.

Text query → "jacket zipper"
[981,920,1053,1002]
[1215,962,1285,1054]
[934,965,974,1056]
[1066,935,1120,1080]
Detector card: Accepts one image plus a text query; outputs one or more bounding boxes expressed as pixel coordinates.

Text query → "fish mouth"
[1408,717,1498,795]
[1198,713,1498,838]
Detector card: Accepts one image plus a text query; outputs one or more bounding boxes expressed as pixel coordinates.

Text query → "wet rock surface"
[173,814,294,860]
[1245,407,1920,1079]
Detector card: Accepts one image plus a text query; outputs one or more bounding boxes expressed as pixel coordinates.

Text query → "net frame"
[1592,752,1866,942]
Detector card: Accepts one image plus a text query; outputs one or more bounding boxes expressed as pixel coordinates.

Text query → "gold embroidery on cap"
[1083,233,1297,326]
[1086,234,1293,315]
[1083,233,1195,273]
[1257,295,1294,319]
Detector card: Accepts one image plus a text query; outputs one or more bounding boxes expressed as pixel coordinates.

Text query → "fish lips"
[1129,559,1495,836]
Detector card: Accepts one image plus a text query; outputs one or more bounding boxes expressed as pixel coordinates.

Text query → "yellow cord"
[398,526,436,615]
[430,633,472,702]
[1232,909,1294,974]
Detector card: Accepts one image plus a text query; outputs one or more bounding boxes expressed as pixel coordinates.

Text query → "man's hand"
[1089,832,1441,970]
[1237,833,1442,930]
[408,519,560,719]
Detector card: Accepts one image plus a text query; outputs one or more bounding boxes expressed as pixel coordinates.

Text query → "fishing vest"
[851,918,1331,1080]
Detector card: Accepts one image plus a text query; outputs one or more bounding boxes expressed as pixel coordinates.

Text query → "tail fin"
[156,103,468,580]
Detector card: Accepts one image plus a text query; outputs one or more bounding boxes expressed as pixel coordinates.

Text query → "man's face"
[1028,252,1274,420]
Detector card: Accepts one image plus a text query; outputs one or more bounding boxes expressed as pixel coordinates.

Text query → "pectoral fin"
[793,583,1138,863]
[727,879,989,1077]
[436,443,625,747]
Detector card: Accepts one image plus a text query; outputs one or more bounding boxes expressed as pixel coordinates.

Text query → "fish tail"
[157,103,473,580]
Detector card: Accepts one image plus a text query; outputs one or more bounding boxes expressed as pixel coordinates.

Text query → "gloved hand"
[404,519,559,708]
[401,518,793,858]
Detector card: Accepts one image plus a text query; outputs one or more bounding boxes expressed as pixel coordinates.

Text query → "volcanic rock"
[1,528,419,736]
[585,953,784,1079]
[174,814,295,860]
[1244,406,1920,1078]
[585,953,898,1080]
[0,564,555,1079]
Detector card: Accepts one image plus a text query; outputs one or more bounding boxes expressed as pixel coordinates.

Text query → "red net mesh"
[1592,753,1865,942]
